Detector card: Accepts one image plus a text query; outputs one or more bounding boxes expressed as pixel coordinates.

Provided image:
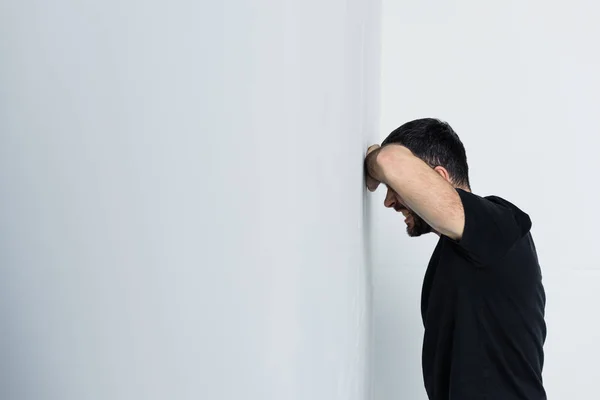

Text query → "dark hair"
[382,118,471,189]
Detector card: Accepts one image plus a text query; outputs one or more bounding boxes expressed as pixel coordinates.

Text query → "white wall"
[0,1,380,399]
[373,1,600,399]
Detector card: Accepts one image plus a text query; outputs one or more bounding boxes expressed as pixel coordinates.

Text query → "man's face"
[384,186,433,237]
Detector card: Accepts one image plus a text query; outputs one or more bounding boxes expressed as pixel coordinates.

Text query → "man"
[364,118,546,400]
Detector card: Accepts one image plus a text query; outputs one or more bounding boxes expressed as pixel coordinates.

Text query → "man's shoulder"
[455,189,533,239]
[483,194,519,211]
[481,193,533,236]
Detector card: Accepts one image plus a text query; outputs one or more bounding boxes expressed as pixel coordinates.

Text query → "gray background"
[2,0,596,399]
[0,0,381,399]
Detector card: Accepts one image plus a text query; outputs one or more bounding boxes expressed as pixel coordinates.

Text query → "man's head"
[381,118,470,237]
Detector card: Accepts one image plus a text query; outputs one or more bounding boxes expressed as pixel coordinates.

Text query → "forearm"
[372,145,464,238]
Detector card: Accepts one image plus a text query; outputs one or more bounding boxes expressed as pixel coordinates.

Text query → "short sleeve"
[452,189,532,266]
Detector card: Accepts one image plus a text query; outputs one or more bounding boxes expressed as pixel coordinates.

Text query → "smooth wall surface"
[373,1,600,399]
[0,1,380,399]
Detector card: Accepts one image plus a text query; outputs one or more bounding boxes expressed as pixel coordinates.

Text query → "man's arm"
[365,144,465,240]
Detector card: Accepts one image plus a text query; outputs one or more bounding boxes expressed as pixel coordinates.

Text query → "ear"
[433,166,452,183]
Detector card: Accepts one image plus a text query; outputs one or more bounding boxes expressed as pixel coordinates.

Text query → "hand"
[365,144,382,192]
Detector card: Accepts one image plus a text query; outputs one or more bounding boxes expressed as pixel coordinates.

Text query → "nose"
[384,187,395,208]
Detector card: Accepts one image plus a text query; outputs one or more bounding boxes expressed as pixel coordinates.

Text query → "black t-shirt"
[421,189,547,400]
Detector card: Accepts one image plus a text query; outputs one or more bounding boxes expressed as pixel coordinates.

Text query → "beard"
[406,211,433,237]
